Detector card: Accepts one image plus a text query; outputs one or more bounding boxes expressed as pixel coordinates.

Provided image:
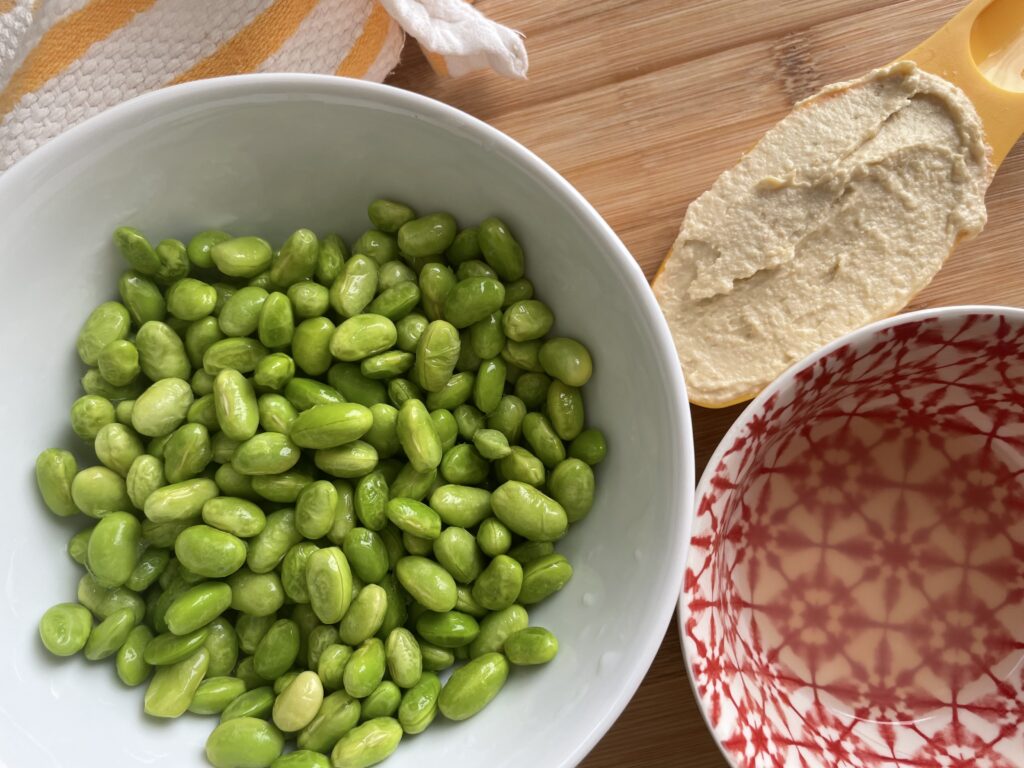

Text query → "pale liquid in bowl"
[731,411,1024,724]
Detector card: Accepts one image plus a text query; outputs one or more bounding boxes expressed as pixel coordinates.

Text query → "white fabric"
[383,0,527,78]
[0,0,527,173]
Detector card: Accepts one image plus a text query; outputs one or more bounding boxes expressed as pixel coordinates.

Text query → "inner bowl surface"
[0,75,693,767]
[684,308,1024,767]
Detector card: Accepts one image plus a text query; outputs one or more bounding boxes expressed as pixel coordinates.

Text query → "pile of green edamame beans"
[34,200,606,768]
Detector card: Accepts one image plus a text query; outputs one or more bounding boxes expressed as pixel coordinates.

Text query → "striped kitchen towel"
[0,0,527,171]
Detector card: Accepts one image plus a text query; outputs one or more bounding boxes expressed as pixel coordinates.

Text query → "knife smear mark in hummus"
[655,62,991,407]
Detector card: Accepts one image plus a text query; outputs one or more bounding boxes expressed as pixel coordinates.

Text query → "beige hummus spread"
[654,62,990,407]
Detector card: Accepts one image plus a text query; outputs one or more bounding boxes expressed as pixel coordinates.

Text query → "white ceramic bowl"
[0,76,693,767]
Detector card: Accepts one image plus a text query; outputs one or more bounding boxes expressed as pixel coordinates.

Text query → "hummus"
[654,62,990,407]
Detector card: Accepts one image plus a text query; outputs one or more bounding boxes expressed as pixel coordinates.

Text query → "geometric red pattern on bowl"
[683,309,1024,767]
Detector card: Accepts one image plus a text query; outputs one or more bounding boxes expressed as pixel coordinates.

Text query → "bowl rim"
[0,73,696,767]
[676,302,1024,768]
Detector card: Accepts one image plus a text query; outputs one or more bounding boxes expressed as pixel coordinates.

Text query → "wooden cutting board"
[389,1,1024,764]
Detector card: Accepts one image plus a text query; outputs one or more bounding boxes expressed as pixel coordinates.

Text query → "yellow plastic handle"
[903,0,1024,168]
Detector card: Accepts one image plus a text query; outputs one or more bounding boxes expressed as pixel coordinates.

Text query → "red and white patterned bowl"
[681,306,1024,768]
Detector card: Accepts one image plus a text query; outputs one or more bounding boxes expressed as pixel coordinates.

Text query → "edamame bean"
[211,236,274,278]
[413,320,460,393]
[174,525,247,579]
[440,444,489,485]
[187,230,231,269]
[476,518,512,557]
[232,432,301,476]
[486,395,526,443]
[437,652,509,721]
[292,317,336,376]
[205,618,239,677]
[133,377,194,437]
[297,690,360,752]
[429,484,491,528]
[87,511,142,587]
[432,527,485,584]
[71,465,131,518]
[368,200,415,233]
[315,441,379,479]
[287,281,330,319]
[519,554,574,604]
[77,301,131,365]
[316,643,353,692]
[144,627,211,666]
[343,637,385,699]
[416,611,480,648]
[35,448,78,516]
[385,498,441,540]
[293,480,337,539]
[306,547,353,624]
[39,603,93,656]
[291,403,373,449]
[366,283,420,322]
[162,422,212,482]
[501,339,544,373]
[251,467,314,502]
[248,509,303,574]
[205,717,284,768]
[378,261,417,292]
[569,427,607,465]
[254,352,296,392]
[254,619,301,680]
[396,399,441,473]
[84,607,137,661]
[258,292,295,349]
[395,313,429,354]
[204,337,268,375]
[285,377,344,410]
[539,337,593,387]
[473,357,506,414]
[316,234,348,285]
[456,260,496,280]
[491,481,567,542]
[237,614,277,654]
[119,271,167,326]
[116,624,154,686]
[478,217,525,281]
[469,310,504,360]
[126,454,164,509]
[223,683,275,718]
[472,427,511,460]
[547,380,585,441]
[331,255,379,318]
[273,670,324,732]
[361,681,401,721]
[144,478,219,523]
[466,606,524,659]
[522,412,566,468]
[338,584,388,645]
[502,299,554,341]
[395,556,456,612]
[398,213,456,258]
[548,458,595,522]
[167,278,217,321]
[330,314,396,362]
[471,554,523,611]
[190,675,247,714]
[330,717,402,768]
[397,673,440,735]
[154,239,190,284]
[503,627,558,665]
[343,527,389,583]
[71,395,116,440]
[136,320,191,380]
[419,641,455,672]
[443,277,505,328]
[270,229,318,288]
[352,230,398,266]
[68,528,92,565]
[97,339,141,387]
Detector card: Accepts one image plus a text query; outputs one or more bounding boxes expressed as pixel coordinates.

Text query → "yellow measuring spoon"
[903,0,1024,167]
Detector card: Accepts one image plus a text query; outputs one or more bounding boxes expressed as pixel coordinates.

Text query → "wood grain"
[388,0,1024,764]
